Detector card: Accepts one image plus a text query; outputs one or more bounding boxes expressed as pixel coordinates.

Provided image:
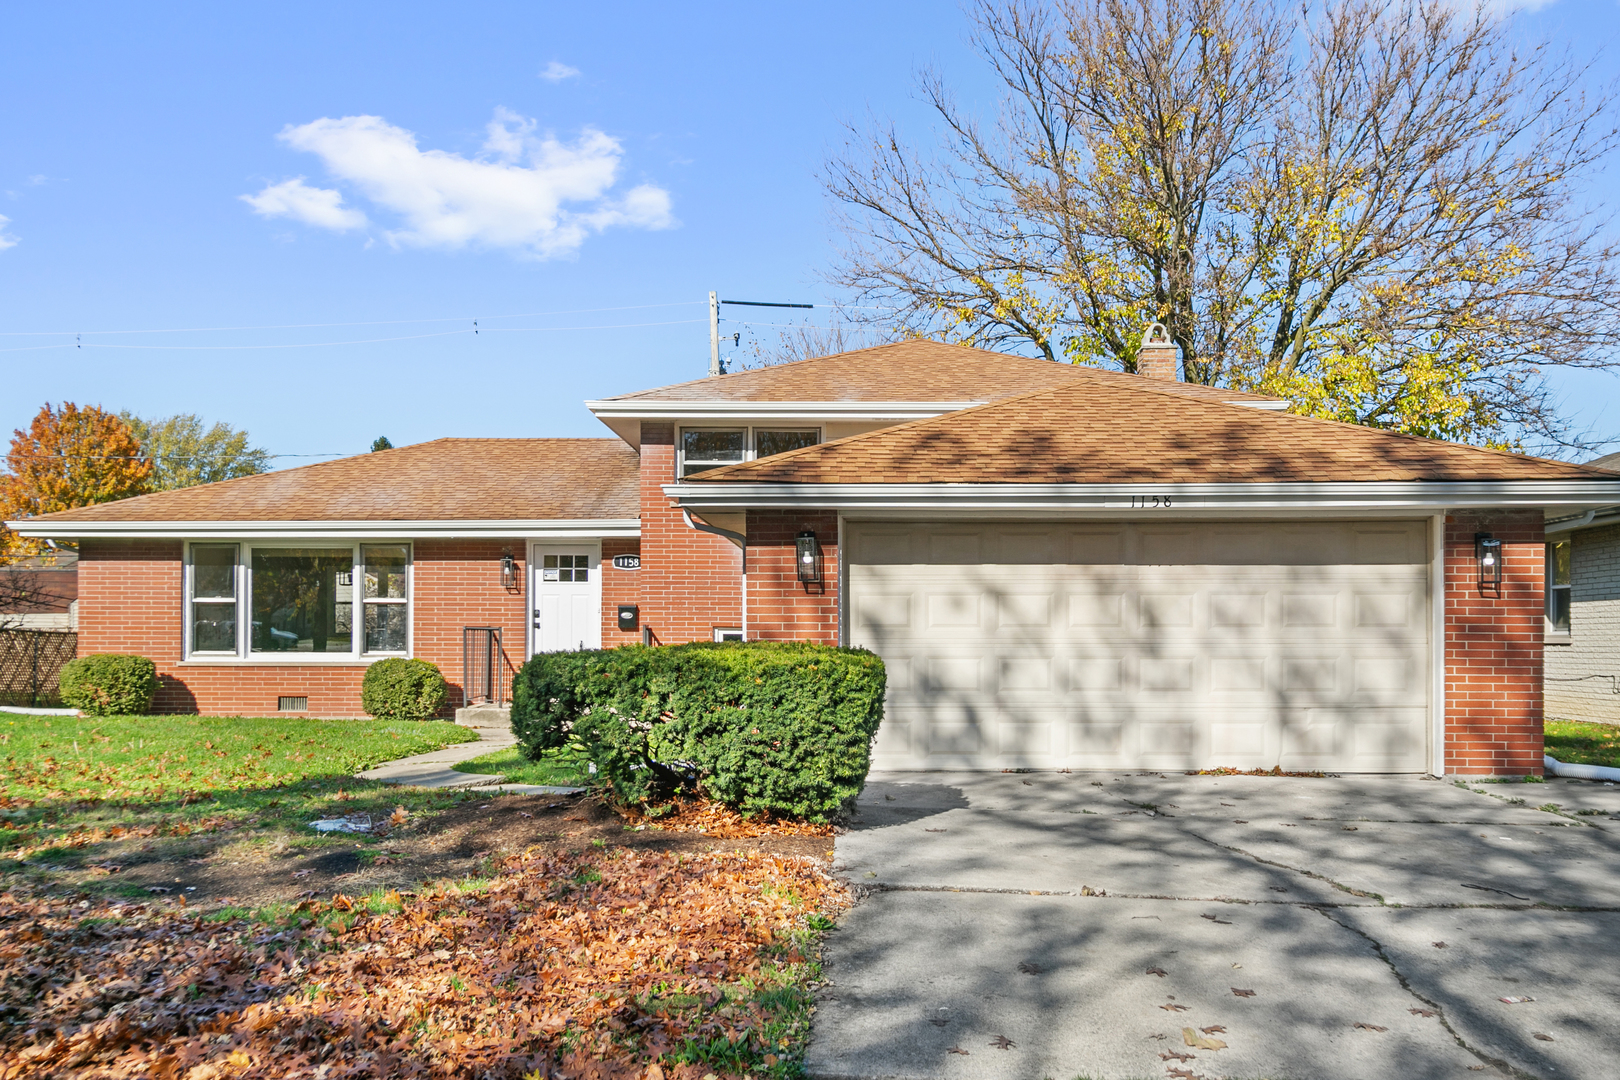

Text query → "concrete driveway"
[808,771,1620,1080]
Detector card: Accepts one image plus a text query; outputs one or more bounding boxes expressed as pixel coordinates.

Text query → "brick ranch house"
[11,336,1620,776]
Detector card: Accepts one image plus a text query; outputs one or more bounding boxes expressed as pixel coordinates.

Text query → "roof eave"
[663,480,1620,517]
[5,518,643,541]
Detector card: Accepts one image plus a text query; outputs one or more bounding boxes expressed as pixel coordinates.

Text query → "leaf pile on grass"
[624,798,836,840]
[1,848,846,1079]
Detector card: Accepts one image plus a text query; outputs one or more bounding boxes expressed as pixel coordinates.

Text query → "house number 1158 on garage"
[1105,494,1202,508]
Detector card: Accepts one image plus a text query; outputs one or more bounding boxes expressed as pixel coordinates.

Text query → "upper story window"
[185,541,411,661]
[678,428,820,477]
[1546,539,1571,639]
[681,430,745,476]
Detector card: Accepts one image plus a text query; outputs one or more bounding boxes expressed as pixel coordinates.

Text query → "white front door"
[531,545,602,654]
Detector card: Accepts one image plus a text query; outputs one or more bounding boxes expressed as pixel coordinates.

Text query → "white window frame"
[676,426,822,478]
[1546,538,1572,643]
[712,627,743,642]
[182,540,413,663]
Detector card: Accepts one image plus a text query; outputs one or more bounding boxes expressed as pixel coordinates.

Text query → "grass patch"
[1545,719,1620,769]
[451,744,591,787]
[0,711,479,871]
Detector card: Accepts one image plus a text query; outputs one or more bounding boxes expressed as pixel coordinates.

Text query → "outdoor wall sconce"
[795,529,822,584]
[1476,533,1502,589]
[500,550,517,591]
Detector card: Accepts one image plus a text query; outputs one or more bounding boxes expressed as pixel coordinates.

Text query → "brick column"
[637,422,743,643]
[746,510,840,643]
[1444,510,1545,775]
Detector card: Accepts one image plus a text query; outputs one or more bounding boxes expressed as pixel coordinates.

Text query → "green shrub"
[58,654,157,716]
[361,658,449,720]
[511,641,886,822]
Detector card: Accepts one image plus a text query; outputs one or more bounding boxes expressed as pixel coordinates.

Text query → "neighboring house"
[1543,451,1620,725]
[9,335,1620,776]
[0,551,78,630]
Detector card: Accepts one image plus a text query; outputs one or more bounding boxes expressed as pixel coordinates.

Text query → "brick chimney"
[1138,322,1179,381]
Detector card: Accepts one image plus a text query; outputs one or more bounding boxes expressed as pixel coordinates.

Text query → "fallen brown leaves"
[622,800,835,840]
[0,848,845,1079]
[1186,767,1339,778]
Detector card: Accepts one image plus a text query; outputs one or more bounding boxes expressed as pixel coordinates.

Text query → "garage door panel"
[848,521,1429,772]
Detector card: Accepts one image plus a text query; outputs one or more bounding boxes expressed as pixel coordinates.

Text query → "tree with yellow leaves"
[826,0,1620,449]
[0,403,153,558]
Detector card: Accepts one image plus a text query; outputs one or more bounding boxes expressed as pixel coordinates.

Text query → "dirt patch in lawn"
[23,793,836,906]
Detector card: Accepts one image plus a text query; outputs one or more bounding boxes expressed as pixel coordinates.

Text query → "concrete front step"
[456,704,511,727]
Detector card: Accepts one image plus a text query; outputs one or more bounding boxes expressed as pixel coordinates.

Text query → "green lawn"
[452,744,592,786]
[1545,719,1620,768]
[0,711,479,869]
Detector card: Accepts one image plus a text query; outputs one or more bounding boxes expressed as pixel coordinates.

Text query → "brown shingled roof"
[604,339,1282,407]
[689,378,1614,484]
[22,439,639,523]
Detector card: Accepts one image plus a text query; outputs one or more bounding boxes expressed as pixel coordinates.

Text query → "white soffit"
[663,481,1620,516]
[586,400,984,447]
[5,518,643,541]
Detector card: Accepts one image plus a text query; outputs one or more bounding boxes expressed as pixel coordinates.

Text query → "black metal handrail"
[461,626,504,706]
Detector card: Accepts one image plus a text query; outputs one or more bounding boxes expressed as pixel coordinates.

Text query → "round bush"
[361,658,449,720]
[58,654,157,716]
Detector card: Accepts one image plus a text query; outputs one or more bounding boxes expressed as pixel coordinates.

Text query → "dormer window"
[755,430,820,458]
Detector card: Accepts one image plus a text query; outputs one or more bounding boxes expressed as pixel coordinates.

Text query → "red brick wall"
[411,540,527,711]
[601,538,642,647]
[1444,511,1545,776]
[75,538,531,719]
[637,422,743,643]
[746,510,840,643]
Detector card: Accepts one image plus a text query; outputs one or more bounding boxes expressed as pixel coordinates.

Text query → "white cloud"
[240,177,368,231]
[253,109,674,258]
[540,60,581,82]
[0,214,16,250]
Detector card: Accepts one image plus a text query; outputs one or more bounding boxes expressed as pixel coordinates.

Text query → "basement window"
[1546,540,1571,641]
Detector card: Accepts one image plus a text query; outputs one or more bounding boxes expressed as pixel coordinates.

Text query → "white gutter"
[5,518,643,541]
[1544,508,1617,534]
[586,399,987,422]
[662,480,1620,514]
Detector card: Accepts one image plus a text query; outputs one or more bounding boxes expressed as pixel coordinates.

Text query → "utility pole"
[706,293,815,376]
[708,291,721,377]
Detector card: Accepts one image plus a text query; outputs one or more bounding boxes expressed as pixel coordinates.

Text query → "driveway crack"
[1309,906,1542,1080]
[1180,826,1389,902]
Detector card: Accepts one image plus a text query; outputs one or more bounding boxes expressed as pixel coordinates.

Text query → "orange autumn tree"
[0,403,153,558]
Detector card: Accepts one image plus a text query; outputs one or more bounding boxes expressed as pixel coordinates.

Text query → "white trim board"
[664,481,1620,515]
[7,518,642,541]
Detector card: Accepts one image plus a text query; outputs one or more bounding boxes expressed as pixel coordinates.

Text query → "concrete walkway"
[354,706,584,795]
[810,771,1620,1080]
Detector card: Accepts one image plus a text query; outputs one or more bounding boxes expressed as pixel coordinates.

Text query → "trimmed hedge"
[58,654,157,716]
[361,658,449,720]
[511,642,885,822]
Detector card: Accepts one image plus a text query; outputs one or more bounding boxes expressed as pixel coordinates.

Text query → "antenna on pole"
[708,291,721,376]
[707,294,814,376]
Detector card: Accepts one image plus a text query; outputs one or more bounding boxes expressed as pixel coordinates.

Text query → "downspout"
[683,509,747,640]
[1545,754,1620,782]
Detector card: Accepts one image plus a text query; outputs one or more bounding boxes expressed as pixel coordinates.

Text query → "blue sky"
[2,1,1618,464]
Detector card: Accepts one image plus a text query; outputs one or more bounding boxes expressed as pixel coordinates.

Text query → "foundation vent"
[277,696,309,712]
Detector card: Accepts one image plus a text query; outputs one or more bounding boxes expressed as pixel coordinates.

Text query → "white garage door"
[847,520,1431,773]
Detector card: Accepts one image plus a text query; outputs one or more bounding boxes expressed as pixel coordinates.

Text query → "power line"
[0,301,706,338]
[0,319,707,354]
